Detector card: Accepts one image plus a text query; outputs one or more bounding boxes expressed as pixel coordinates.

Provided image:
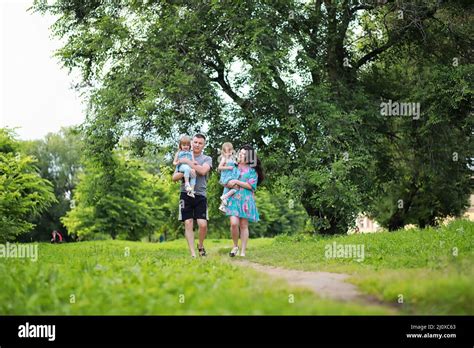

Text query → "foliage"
[362,15,474,230]
[0,129,56,242]
[32,0,474,233]
[19,127,84,241]
[61,150,171,241]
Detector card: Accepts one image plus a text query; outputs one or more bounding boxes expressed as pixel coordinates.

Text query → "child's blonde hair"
[178,136,192,150]
[221,142,234,156]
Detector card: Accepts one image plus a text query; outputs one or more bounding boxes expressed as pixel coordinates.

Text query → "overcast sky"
[1,0,85,140]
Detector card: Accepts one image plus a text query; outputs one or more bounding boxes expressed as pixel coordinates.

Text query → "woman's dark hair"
[240,144,264,185]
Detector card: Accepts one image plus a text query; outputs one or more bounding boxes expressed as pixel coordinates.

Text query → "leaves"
[31,0,474,234]
[0,129,57,242]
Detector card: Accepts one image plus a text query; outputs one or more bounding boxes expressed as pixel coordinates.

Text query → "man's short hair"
[194,133,206,141]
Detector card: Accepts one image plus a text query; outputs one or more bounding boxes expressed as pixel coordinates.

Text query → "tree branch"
[350,4,374,14]
[353,38,398,69]
[204,41,251,111]
[353,7,437,69]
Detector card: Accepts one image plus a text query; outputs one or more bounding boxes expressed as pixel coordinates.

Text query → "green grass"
[0,239,390,315]
[1,219,471,315]
[244,219,474,315]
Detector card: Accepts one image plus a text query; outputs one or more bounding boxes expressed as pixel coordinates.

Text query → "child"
[173,136,196,197]
[218,142,240,212]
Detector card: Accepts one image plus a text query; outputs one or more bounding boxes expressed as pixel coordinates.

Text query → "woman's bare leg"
[230,216,240,247]
[239,218,249,256]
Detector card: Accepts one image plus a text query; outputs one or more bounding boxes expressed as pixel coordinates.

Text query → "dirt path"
[233,260,394,308]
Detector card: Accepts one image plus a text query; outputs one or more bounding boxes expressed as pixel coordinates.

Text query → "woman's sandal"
[229,246,239,257]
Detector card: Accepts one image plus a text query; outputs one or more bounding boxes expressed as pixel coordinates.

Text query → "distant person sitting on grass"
[51,230,63,243]
[172,133,212,258]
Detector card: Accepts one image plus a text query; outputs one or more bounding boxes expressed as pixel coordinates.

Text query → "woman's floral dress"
[224,165,259,222]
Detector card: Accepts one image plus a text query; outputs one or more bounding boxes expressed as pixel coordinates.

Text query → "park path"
[232,259,395,309]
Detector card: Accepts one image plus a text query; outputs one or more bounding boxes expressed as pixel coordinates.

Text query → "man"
[172,134,212,257]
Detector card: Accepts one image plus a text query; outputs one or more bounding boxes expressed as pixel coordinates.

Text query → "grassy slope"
[0,239,390,315]
[245,219,474,315]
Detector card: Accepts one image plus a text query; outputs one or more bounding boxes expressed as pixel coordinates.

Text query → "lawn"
[0,239,389,315]
[0,219,471,315]
[245,219,474,315]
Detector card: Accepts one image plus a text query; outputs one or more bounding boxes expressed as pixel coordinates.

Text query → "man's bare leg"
[184,218,196,257]
[196,219,207,249]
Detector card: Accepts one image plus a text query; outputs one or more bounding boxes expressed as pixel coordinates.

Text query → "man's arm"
[192,163,211,176]
[180,156,211,176]
[172,172,184,182]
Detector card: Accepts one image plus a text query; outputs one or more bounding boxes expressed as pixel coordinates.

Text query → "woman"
[224,144,264,257]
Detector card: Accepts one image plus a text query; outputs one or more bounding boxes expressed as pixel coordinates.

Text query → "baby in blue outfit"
[173,136,196,197]
[218,142,240,212]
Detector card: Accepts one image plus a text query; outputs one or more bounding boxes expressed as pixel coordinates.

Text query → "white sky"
[0,0,85,140]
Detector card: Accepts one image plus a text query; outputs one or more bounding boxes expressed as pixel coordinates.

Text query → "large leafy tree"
[33,0,473,234]
[19,127,83,241]
[366,65,473,230]
[0,129,56,242]
[62,150,170,240]
[360,3,473,230]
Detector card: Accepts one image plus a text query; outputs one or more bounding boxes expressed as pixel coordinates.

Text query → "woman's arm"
[227,179,253,191]
[237,180,253,190]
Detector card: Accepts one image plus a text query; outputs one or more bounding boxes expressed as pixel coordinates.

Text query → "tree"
[62,150,170,240]
[360,2,474,230]
[0,129,56,242]
[19,127,83,241]
[33,0,473,234]
[366,64,473,230]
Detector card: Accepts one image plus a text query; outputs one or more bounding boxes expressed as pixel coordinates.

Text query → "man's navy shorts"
[178,192,208,221]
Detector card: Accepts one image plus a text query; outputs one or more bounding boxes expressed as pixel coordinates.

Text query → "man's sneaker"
[197,245,207,257]
[229,246,239,257]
